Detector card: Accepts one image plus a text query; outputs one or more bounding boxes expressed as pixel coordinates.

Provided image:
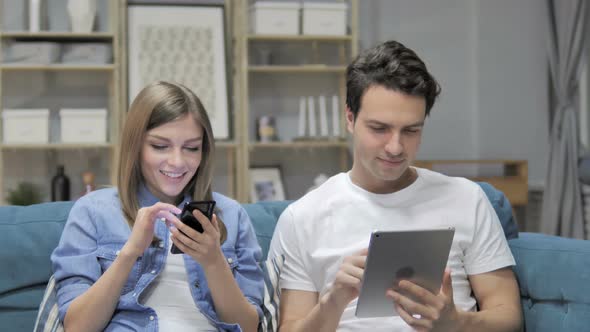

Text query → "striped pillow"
[33,275,64,332]
[258,255,285,332]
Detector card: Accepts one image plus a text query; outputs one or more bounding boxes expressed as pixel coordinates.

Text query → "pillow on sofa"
[33,275,63,332]
[259,255,285,332]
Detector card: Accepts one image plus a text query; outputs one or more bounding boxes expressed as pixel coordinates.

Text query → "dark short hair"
[346,40,441,119]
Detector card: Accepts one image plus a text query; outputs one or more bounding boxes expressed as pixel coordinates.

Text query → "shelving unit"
[0,1,125,203]
[0,64,116,71]
[232,0,358,202]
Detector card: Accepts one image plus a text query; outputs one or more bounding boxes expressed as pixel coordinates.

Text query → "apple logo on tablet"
[395,266,415,280]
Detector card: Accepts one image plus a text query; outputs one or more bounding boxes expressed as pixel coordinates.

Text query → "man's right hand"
[324,248,368,307]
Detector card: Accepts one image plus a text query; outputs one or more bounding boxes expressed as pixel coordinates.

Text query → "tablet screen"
[355,228,455,318]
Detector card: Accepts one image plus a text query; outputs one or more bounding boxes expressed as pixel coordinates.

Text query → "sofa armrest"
[508,232,590,332]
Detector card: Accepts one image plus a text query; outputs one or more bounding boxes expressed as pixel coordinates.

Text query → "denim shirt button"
[227,257,233,264]
[115,250,120,256]
[158,242,164,248]
[149,315,154,321]
[151,270,156,274]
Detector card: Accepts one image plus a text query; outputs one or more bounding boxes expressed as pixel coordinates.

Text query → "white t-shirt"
[268,168,515,332]
[139,236,217,332]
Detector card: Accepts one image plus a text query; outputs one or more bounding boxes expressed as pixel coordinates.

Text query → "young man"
[267,40,522,332]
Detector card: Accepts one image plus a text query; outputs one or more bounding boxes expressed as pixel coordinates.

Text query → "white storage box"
[302,2,348,36]
[59,109,107,143]
[250,1,300,35]
[3,42,61,64]
[61,43,112,64]
[2,109,49,144]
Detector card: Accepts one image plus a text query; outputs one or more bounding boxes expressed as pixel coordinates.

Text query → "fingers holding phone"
[169,201,225,268]
[123,202,182,258]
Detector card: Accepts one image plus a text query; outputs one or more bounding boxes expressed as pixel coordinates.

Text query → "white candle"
[319,95,329,137]
[308,96,316,137]
[332,95,340,137]
[30,0,41,32]
[298,96,306,137]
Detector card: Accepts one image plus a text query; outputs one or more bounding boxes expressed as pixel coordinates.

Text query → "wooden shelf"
[248,34,352,42]
[248,65,347,73]
[250,140,348,149]
[0,31,114,40]
[1,143,114,150]
[232,0,359,201]
[0,64,115,71]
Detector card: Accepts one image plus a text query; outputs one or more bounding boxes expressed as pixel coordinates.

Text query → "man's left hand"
[386,268,462,332]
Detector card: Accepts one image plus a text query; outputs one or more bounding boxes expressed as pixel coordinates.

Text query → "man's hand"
[323,248,368,307]
[386,268,461,332]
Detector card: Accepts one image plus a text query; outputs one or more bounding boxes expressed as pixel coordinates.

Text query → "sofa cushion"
[509,232,590,332]
[243,201,292,261]
[0,201,74,331]
[477,182,518,239]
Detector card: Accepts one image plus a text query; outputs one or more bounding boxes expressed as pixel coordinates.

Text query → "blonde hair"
[117,81,226,242]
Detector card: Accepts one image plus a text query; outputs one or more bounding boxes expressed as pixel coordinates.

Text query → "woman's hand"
[123,202,181,259]
[169,209,225,268]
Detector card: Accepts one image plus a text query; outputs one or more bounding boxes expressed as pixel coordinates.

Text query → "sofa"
[1,184,589,332]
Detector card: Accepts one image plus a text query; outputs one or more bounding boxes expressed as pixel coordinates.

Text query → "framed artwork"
[127,2,230,139]
[249,167,286,202]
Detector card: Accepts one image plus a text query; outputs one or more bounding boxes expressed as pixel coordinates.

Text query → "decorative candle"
[319,95,329,137]
[308,96,316,137]
[298,96,306,137]
[332,95,340,137]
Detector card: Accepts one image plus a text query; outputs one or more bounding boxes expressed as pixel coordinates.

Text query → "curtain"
[540,0,588,239]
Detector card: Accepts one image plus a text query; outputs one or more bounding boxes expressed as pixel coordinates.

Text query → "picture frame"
[127,1,230,139]
[249,167,286,202]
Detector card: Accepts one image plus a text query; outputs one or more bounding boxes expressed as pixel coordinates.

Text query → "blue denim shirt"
[51,186,264,331]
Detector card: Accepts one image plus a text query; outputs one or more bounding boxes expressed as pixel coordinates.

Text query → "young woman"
[51,81,264,332]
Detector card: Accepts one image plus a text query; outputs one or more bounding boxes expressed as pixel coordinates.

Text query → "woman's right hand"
[122,202,181,258]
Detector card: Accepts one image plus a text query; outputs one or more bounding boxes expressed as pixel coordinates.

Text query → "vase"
[67,0,97,33]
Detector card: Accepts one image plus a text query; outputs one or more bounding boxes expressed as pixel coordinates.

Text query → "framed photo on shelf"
[127,1,230,139]
[249,167,286,202]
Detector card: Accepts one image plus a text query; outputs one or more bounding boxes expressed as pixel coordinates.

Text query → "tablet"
[355,228,455,318]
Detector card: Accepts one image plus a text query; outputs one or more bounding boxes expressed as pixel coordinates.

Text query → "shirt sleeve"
[268,206,317,292]
[234,206,265,321]
[464,187,516,275]
[50,197,101,322]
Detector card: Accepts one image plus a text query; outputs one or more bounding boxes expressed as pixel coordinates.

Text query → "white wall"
[476,0,548,186]
[358,0,549,186]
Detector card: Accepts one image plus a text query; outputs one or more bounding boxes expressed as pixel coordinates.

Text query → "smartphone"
[170,200,216,254]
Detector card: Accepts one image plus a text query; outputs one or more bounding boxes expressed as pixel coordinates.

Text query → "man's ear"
[346,107,355,134]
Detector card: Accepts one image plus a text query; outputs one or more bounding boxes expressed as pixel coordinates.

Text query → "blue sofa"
[1,185,589,331]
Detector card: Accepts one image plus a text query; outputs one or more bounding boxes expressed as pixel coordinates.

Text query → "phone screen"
[170,200,216,254]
